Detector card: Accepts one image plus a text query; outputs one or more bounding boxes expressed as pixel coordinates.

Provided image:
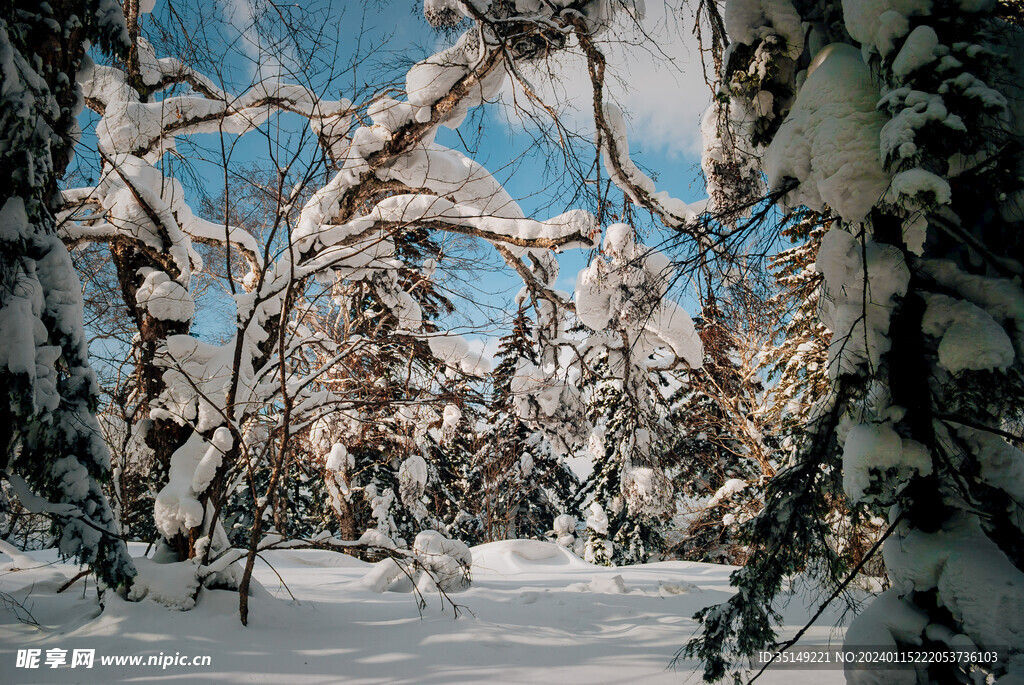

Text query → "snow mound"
[360,530,471,594]
[567,574,631,594]
[127,557,200,611]
[657,580,697,596]
[269,550,371,569]
[764,43,891,223]
[471,539,592,575]
[0,539,38,570]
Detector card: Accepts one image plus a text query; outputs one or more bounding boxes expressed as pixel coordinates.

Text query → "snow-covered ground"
[1,541,849,684]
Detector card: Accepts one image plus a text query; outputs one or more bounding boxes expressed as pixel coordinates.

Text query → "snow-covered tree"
[685,1,1024,681]
[473,306,576,541]
[567,224,704,565]
[761,210,887,577]
[583,501,614,565]
[0,0,135,589]
[762,211,831,435]
[422,396,483,543]
[292,224,476,550]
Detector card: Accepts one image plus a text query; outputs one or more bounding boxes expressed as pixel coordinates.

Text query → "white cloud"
[222,0,296,82]
[499,3,711,158]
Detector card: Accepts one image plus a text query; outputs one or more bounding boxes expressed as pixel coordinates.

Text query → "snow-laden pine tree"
[761,211,831,435]
[584,501,614,565]
[421,395,483,543]
[473,306,576,541]
[686,0,1024,681]
[294,224,476,550]
[574,348,664,564]
[569,224,704,565]
[0,0,135,588]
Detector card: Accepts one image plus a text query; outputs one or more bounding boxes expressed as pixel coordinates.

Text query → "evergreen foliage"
[686,2,1024,682]
[0,0,135,588]
[472,307,577,542]
[574,352,668,565]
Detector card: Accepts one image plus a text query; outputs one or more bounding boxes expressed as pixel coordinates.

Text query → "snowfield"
[0,541,849,684]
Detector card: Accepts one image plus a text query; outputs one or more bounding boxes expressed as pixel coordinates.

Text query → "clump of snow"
[153,433,209,538]
[890,168,951,206]
[324,443,355,520]
[382,142,526,223]
[0,201,45,380]
[816,228,909,377]
[552,514,578,549]
[428,334,490,376]
[574,223,702,372]
[424,0,471,27]
[700,103,764,224]
[567,574,630,594]
[191,426,233,494]
[658,580,696,595]
[707,478,749,507]
[724,0,803,53]
[509,359,583,440]
[441,403,462,432]
[360,530,471,594]
[364,485,401,543]
[880,513,1024,655]
[764,44,891,223]
[922,294,1015,373]
[844,587,929,684]
[878,88,966,168]
[413,530,472,593]
[0,197,29,243]
[584,502,614,564]
[600,104,699,224]
[405,30,506,129]
[842,0,932,56]
[359,557,411,594]
[325,443,352,473]
[398,454,429,521]
[842,422,932,503]
[891,25,939,78]
[622,463,673,518]
[127,557,200,611]
[901,214,929,255]
[960,427,1024,509]
[586,501,609,536]
[310,109,352,161]
[920,259,1024,323]
[587,425,607,461]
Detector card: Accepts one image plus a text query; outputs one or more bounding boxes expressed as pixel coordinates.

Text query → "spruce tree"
[299,224,481,548]
[473,307,577,541]
[762,211,831,436]
[574,351,669,565]
[422,392,482,543]
[686,3,1024,681]
[762,210,886,575]
[0,0,135,588]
